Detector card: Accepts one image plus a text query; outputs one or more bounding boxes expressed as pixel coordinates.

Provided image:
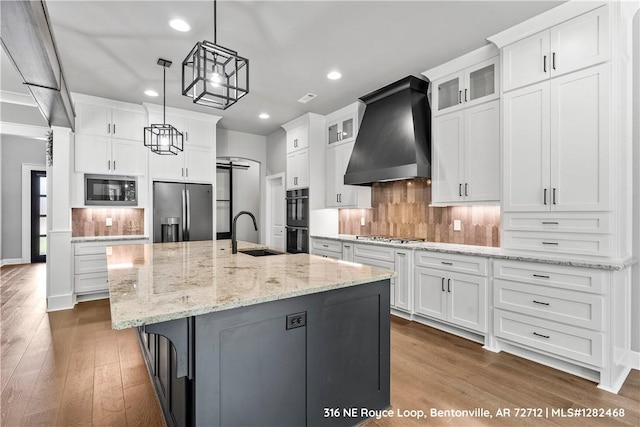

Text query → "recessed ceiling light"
[327,71,342,80]
[259,113,270,119]
[144,89,159,97]
[169,19,191,32]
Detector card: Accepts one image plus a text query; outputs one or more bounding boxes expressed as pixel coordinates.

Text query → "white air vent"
[297,93,317,104]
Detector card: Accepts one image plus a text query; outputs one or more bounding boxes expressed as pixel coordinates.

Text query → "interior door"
[268,176,285,251]
[186,183,213,241]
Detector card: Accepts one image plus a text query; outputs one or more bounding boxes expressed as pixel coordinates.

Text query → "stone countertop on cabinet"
[72,235,149,243]
[107,240,395,330]
[311,234,637,271]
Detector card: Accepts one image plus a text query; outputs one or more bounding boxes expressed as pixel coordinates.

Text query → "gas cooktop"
[355,235,425,244]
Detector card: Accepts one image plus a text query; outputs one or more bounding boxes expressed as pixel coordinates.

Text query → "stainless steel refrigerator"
[153,182,213,243]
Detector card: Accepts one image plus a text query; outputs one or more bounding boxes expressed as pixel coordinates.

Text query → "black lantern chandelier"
[144,58,184,155]
[181,0,249,110]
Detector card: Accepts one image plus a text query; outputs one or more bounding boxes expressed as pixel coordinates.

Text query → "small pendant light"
[181,0,249,110]
[144,58,184,155]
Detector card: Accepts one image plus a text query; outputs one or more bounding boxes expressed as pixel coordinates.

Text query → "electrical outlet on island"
[453,220,461,231]
[106,217,113,227]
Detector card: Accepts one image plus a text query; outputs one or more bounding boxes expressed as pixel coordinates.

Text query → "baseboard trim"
[626,350,640,370]
[0,258,24,267]
[47,294,74,311]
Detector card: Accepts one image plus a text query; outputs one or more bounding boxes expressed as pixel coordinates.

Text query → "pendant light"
[144,58,184,155]
[181,0,249,110]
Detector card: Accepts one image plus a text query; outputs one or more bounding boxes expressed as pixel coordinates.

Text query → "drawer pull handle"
[447,278,451,293]
[532,300,550,306]
[542,242,559,245]
[322,244,329,248]
[532,274,550,279]
[441,277,445,292]
[542,221,559,225]
[441,261,453,265]
[533,332,550,339]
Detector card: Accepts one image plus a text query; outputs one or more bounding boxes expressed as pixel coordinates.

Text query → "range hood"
[344,76,431,186]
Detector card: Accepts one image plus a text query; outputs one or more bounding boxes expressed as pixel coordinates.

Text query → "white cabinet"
[431,56,499,116]
[393,249,411,312]
[413,251,487,333]
[503,64,610,214]
[74,99,148,175]
[327,114,356,146]
[502,6,609,92]
[286,125,309,153]
[147,114,215,183]
[310,237,342,259]
[75,102,145,141]
[326,141,371,208]
[432,100,500,204]
[341,242,354,262]
[286,149,309,190]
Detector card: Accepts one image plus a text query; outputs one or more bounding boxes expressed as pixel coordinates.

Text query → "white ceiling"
[27,1,563,136]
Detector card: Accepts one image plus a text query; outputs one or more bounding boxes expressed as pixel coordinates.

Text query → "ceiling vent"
[297,93,317,104]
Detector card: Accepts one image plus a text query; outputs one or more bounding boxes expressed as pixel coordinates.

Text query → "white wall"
[216,129,268,243]
[266,128,286,176]
[0,134,46,262]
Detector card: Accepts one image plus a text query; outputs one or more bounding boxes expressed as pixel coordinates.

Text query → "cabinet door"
[339,116,356,144]
[325,146,339,207]
[184,118,214,147]
[503,81,551,212]
[112,138,148,175]
[341,243,354,262]
[550,6,609,78]
[286,126,308,153]
[447,272,486,333]
[296,149,309,188]
[550,64,609,212]
[74,135,111,174]
[75,103,110,136]
[413,267,446,320]
[185,146,214,182]
[432,72,464,115]
[327,121,340,146]
[432,111,463,203]
[337,142,355,206]
[502,30,550,92]
[394,250,410,312]
[464,100,500,202]
[150,150,185,181]
[111,108,145,142]
[464,56,499,106]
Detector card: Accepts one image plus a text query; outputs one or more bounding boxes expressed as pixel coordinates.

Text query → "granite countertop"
[72,235,149,243]
[311,234,636,271]
[107,240,395,329]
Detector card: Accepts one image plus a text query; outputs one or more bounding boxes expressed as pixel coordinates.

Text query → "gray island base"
[106,240,393,427]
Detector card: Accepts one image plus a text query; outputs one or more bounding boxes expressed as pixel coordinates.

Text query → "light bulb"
[210,65,223,88]
[160,135,170,147]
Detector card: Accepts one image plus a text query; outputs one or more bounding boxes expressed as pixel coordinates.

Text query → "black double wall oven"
[286,188,309,253]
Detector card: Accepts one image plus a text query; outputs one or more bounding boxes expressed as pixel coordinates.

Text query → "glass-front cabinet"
[432,56,499,115]
[327,116,355,146]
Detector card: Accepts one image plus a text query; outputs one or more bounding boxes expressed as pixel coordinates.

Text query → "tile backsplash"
[72,208,144,237]
[339,179,500,247]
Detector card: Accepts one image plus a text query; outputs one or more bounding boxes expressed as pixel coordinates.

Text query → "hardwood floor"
[1,263,638,426]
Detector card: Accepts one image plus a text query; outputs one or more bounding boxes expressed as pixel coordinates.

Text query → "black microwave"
[85,174,137,206]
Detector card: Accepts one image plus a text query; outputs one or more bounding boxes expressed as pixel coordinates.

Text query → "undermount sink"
[238,248,285,257]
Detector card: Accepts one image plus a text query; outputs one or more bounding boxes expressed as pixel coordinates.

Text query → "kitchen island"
[107,240,394,427]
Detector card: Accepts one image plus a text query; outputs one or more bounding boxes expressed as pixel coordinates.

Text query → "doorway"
[266,173,286,251]
[30,170,46,263]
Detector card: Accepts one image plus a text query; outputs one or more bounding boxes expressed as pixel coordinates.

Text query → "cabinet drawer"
[311,239,342,254]
[502,212,610,234]
[494,279,603,330]
[414,251,487,276]
[75,272,108,294]
[312,249,341,260]
[74,254,108,274]
[74,244,108,256]
[354,244,395,263]
[493,260,605,293]
[494,309,603,367]
[502,231,611,257]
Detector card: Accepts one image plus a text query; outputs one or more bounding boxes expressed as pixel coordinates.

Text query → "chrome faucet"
[231,211,258,254]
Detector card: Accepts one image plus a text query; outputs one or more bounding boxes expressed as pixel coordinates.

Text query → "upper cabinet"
[286,125,309,153]
[145,104,221,183]
[73,94,148,175]
[324,102,370,208]
[430,56,499,116]
[502,6,609,92]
